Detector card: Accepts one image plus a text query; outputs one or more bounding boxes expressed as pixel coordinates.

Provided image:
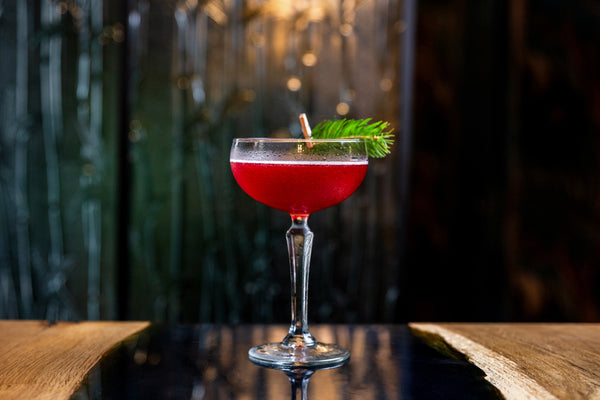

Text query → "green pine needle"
[310,118,394,158]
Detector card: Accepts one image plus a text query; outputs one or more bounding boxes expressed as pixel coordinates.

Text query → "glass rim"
[232,137,364,144]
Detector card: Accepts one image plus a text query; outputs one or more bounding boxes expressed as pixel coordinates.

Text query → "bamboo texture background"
[0,0,412,323]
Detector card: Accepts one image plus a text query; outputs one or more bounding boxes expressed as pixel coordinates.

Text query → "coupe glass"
[230,138,368,368]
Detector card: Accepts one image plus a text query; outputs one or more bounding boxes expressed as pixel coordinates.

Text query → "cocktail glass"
[230,138,368,368]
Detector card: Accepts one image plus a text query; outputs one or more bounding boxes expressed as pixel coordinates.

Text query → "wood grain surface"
[0,320,149,399]
[409,323,600,400]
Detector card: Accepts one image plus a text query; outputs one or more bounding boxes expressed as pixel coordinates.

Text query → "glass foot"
[249,342,350,368]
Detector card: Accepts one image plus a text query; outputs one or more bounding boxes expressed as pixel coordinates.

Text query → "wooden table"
[0,320,149,399]
[410,323,600,400]
[1,321,599,399]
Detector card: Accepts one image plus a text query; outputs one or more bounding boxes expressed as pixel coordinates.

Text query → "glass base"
[249,342,350,368]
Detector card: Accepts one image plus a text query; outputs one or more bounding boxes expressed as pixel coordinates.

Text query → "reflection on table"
[254,358,349,400]
[76,325,501,399]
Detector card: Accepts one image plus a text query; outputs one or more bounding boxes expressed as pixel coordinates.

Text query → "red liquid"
[231,160,368,215]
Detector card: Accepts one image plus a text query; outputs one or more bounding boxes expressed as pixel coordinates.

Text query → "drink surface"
[230,160,368,215]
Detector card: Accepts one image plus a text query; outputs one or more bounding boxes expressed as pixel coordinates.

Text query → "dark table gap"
[72,325,503,400]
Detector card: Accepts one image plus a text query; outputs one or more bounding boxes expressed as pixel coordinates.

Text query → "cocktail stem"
[283,214,316,348]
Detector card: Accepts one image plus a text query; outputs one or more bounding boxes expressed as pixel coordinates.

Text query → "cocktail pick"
[299,113,314,148]
[299,113,312,139]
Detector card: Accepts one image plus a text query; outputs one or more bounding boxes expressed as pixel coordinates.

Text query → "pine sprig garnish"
[310,118,394,158]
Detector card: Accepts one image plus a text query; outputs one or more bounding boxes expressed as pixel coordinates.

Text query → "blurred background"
[0,0,598,324]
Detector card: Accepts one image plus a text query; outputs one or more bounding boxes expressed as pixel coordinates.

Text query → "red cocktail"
[230,160,368,215]
[230,138,368,368]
